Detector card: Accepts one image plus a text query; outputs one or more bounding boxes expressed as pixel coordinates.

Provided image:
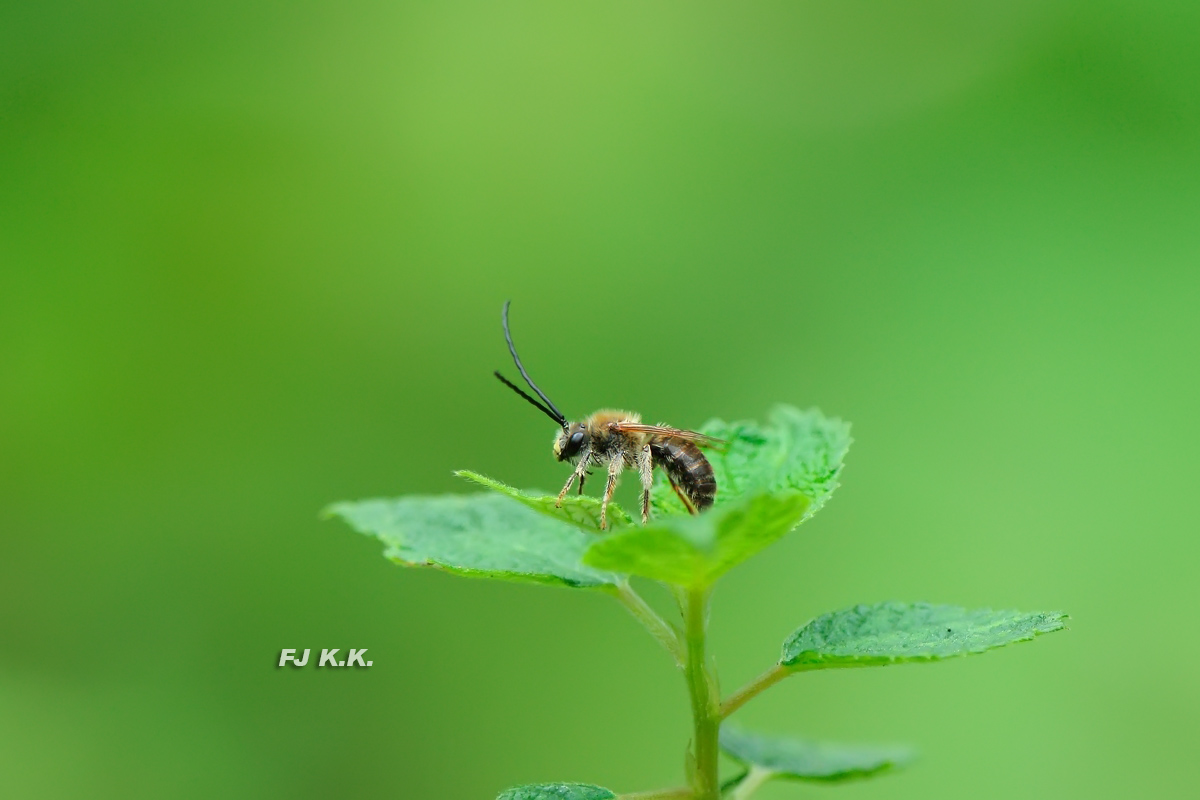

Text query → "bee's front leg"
[556,451,591,507]
[600,456,624,531]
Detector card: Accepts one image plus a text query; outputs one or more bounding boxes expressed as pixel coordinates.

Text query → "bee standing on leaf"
[494,301,723,530]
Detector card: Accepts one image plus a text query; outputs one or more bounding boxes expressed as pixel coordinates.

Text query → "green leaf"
[582,490,809,587]
[721,726,913,782]
[582,405,845,587]
[781,601,1067,669]
[650,405,851,519]
[496,784,615,800]
[457,470,632,532]
[340,406,846,591]
[326,493,620,589]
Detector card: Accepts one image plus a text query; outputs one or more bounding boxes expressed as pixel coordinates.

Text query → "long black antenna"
[496,300,567,428]
[494,371,565,427]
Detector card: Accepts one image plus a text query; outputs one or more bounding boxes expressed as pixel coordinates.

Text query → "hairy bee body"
[551,409,717,529]
[578,410,643,460]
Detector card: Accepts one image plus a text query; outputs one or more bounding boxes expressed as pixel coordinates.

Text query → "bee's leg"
[637,444,654,524]
[600,456,624,531]
[556,451,591,507]
[578,470,591,495]
[667,473,698,515]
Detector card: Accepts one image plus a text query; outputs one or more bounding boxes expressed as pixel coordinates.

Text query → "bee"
[494,301,723,530]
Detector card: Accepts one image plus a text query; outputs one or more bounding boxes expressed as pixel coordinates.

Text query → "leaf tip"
[319,502,348,521]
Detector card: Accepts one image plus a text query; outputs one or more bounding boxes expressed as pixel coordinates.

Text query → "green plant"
[328,405,1066,800]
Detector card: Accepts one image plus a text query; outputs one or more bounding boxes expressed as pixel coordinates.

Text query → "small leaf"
[327,493,620,589]
[781,602,1067,669]
[584,406,844,586]
[650,405,851,519]
[582,490,809,587]
[457,470,632,532]
[496,783,615,800]
[583,406,845,586]
[721,726,913,782]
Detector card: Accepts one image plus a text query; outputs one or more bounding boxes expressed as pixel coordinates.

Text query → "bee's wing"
[607,422,726,449]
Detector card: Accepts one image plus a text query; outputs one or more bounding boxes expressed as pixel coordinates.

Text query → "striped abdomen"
[650,437,717,512]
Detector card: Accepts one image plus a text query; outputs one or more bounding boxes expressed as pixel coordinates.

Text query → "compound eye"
[568,430,585,451]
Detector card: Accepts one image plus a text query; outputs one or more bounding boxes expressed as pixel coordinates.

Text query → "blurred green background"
[3,1,1198,798]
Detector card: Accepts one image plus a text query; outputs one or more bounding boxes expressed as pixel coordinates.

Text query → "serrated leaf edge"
[781,606,1069,669]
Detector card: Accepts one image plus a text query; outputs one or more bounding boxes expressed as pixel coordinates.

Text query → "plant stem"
[612,581,685,668]
[719,664,788,720]
[725,766,774,800]
[683,586,720,800]
[619,788,692,800]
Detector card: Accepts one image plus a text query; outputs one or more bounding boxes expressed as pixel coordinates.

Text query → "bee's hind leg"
[638,444,654,524]
[668,473,698,515]
[556,451,591,507]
